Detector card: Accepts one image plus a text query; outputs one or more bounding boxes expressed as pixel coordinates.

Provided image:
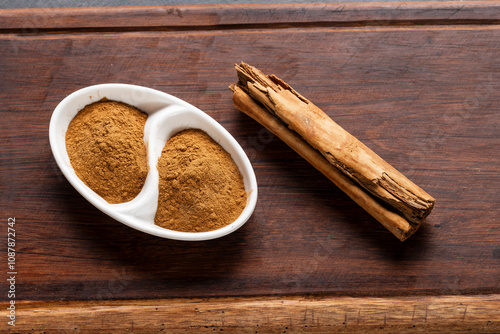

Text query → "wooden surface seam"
[1,1,500,32]
[1,294,499,333]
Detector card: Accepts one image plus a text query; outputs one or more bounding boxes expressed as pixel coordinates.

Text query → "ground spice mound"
[65,100,148,204]
[155,129,247,232]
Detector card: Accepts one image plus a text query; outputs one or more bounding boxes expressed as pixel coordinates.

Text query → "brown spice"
[155,129,247,232]
[65,100,148,204]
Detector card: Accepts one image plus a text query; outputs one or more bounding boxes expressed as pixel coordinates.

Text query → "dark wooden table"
[1,2,499,333]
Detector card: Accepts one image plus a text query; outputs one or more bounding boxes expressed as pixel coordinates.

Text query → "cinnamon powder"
[65,100,148,204]
[154,129,247,232]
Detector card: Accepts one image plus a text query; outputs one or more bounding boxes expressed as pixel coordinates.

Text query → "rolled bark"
[230,62,435,241]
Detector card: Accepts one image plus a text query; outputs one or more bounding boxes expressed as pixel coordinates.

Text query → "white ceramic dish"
[49,83,258,241]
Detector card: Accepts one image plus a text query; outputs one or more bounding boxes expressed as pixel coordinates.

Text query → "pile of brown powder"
[154,129,247,232]
[65,100,148,204]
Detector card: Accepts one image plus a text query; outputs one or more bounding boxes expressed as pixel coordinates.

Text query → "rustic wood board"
[0,2,499,332]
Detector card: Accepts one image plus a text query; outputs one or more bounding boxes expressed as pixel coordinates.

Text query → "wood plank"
[2,294,499,333]
[0,3,499,329]
[2,20,500,300]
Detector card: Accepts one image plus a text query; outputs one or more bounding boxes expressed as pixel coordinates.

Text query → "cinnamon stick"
[229,62,435,241]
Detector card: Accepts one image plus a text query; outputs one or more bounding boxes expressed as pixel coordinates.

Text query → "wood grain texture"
[1,1,500,31]
[1,294,499,333]
[0,2,499,332]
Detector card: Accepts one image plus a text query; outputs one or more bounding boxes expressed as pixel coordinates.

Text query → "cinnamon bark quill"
[229,62,435,241]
